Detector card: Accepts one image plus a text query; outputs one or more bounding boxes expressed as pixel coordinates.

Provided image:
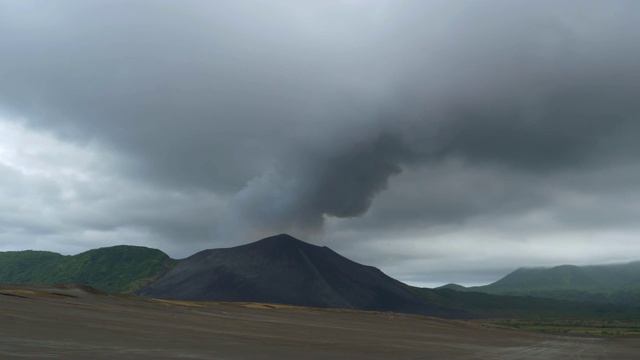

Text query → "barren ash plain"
[1,284,638,360]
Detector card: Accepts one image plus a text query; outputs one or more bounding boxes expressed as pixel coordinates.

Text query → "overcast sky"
[1,0,640,287]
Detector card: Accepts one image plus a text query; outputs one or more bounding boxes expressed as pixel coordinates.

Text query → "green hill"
[443,261,640,305]
[413,287,640,319]
[0,245,176,293]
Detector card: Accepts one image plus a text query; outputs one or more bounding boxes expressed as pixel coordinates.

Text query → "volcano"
[136,234,451,316]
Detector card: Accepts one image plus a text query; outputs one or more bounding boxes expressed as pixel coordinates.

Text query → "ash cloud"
[1,1,640,245]
[220,132,408,240]
[223,0,640,239]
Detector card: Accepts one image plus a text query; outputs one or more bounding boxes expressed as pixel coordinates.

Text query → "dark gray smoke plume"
[220,132,409,239]
[1,1,640,244]
[220,1,640,240]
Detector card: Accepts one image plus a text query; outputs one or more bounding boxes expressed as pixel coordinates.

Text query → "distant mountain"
[135,234,457,317]
[4,236,640,319]
[438,283,468,291]
[443,262,640,304]
[0,245,175,293]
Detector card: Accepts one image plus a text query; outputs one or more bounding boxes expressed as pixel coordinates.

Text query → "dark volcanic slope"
[137,234,449,316]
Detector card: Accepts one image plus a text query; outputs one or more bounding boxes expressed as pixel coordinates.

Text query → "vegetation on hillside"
[442,261,640,305]
[414,288,640,319]
[482,318,640,337]
[0,246,176,293]
[4,240,640,327]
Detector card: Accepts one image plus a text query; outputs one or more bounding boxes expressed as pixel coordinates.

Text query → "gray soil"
[1,284,638,359]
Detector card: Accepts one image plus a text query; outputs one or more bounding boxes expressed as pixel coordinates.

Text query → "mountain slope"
[444,261,640,304]
[0,245,175,293]
[416,287,640,319]
[136,234,454,316]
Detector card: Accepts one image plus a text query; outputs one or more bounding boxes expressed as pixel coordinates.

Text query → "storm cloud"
[222,0,640,239]
[1,0,640,285]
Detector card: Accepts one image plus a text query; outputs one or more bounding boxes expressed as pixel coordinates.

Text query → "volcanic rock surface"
[136,234,449,316]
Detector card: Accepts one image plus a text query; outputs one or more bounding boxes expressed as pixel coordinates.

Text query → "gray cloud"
[1,0,640,284]
[217,0,640,238]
